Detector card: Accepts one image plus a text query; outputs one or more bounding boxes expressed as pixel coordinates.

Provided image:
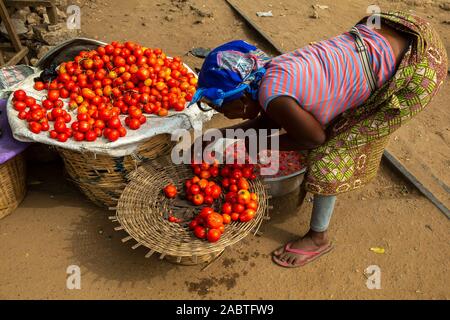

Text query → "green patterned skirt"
[305,11,448,195]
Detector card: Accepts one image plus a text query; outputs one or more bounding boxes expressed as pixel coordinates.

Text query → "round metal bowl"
[263,168,307,198]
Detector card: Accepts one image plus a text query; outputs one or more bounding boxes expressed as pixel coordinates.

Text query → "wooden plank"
[5,0,53,8]
[383,151,449,219]
[226,0,449,219]
[4,46,28,66]
[47,3,57,24]
[0,0,29,64]
[0,49,5,65]
[225,0,285,55]
[0,42,13,49]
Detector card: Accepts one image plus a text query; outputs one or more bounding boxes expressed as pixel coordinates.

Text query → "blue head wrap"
[189,40,271,109]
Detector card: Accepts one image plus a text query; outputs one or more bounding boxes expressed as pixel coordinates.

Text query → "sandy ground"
[0,0,449,300]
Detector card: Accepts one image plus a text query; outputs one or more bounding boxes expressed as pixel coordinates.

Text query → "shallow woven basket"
[0,153,27,219]
[58,134,175,208]
[114,156,270,265]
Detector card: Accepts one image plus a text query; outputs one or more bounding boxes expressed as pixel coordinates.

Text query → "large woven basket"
[0,153,27,219]
[58,134,175,208]
[114,156,270,265]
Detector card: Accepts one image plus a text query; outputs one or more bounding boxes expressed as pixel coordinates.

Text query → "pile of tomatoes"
[185,177,222,206]
[12,41,197,143]
[189,207,225,243]
[162,161,259,243]
[184,162,221,206]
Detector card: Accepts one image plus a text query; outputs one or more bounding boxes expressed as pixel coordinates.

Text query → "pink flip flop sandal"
[272,242,334,268]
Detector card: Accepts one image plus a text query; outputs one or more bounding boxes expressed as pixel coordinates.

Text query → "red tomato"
[199,207,214,219]
[199,170,211,179]
[106,129,120,142]
[127,118,141,130]
[246,200,258,211]
[24,96,36,107]
[85,130,97,142]
[221,178,230,189]
[77,113,89,121]
[136,67,150,80]
[209,166,219,177]
[129,107,142,119]
[220,167,230,177]
[30,109,44,121]
[49,130,58,139]
[237,190,251,205]
[114,56,126,67]
[81,88,96,100]
[29,121,41,134]
[98,109,112,121]
[233,203,245,214]
[33,81,45,91]
[210,185,222,199]
[239,209,256,222]
[188,219,199,230]
[225,192,237,204]
[204,186,213,197]
[231,169,243,180]
[242,167,253,179]
[54,121,67,133]
[51,108,64,119]
[204,195,214,205]
[17,111,28,120]
[207,229,221,243]
[13,90,27,101]
[222,214,231,224]
[158,108,168,117]
[63,113,72,123]
[237,178,250,190]
[42,99,53,110]
[94,119,105,129]
[13,101,27,111]
[94,127,103,137]
[206,213,223,229]
[189,184,201,195]
[138,115,146,124]
[40,122,50,131]
[47,90,60,101]
[194,226,206,239]
[107,116,121,129]
[117,126,127,137]
[222,203,233,215]
[78,121,90,133]
[163,184,177,198]
[73,132,85,141]
[230,213,240,221]
[57,132,69,142]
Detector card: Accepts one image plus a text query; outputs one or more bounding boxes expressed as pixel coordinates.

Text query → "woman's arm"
[219,111,281,134]
[219,96,325,151]
[265,96,326,149]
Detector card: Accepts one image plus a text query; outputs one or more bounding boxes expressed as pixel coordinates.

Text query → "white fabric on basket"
[6,69,214,157]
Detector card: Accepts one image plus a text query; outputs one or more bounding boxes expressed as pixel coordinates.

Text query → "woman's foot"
[272,230,333,267]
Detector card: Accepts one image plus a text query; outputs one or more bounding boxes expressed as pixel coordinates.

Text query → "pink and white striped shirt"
[258,24,396,126]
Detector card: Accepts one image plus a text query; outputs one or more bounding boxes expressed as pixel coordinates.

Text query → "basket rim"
[115,160,270,259]
[262,167,307,182]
